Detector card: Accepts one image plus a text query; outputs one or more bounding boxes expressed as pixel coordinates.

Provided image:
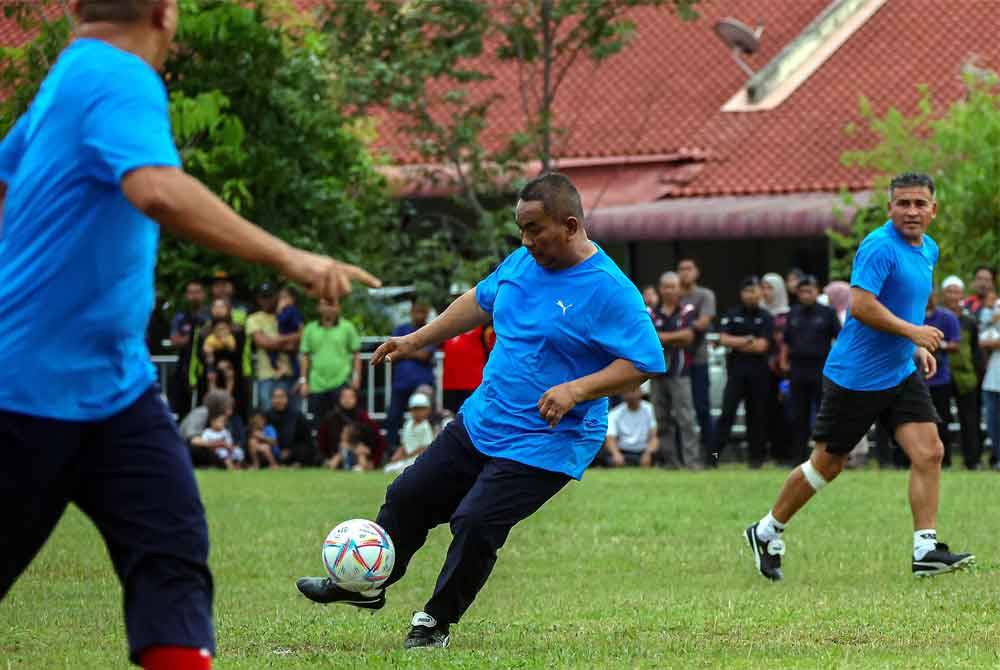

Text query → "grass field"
[3,467,999,669]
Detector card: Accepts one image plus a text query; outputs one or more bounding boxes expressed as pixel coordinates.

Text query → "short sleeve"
[0,113,29,182]
[851,239,894,296]
[944,312,960,342]
[606,408,620,437]
[245,314,263,337]
[719,310,735,335]
[82,66,180,184]
[701,289,717,319]
[169,313,186,337]
[759,312,775,340]
[475,248,524,314]
[591,285,666,374]
[299,323,314,354]
[347,321,361,352]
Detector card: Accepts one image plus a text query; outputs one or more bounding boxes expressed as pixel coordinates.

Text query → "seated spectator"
[317,386,388,469]
[600,387,658,467]
[266,386,316,466]
[388,392,434,467]
[247,410,280,469]
[200,411,245,470]
[326,424,374,472]
[180,390,237,468]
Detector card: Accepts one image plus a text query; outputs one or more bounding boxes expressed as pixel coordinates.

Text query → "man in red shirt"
[442,285,495,413]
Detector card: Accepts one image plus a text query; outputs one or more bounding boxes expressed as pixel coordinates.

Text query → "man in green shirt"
[299,297,362,422]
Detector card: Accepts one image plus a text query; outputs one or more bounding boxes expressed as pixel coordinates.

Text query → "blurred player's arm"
[122,167,379,299]
[850,287,943,351]
[371,289,489,365]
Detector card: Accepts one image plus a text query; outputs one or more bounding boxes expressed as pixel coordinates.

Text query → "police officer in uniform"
[712,277,774,467]
[781,275,841,462]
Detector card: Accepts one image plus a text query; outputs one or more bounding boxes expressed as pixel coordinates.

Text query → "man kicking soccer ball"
[0,2,378,669]
[296,173,665,648]
[745,172,974,581]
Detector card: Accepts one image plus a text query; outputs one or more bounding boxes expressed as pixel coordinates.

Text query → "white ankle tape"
[800,461,828,491]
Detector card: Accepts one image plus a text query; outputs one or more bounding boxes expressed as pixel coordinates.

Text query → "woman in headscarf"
[760,273,792,463]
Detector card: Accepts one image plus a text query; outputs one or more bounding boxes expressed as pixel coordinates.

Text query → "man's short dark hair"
[889,172,935,198]
[974,265,996,280]
[518,172,584,223]
[78,0,156,24]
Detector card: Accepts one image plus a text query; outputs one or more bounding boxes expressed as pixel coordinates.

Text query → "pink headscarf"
[824,281,851,323]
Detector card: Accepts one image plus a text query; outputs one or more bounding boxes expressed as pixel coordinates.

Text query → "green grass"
[3,467,1000,669]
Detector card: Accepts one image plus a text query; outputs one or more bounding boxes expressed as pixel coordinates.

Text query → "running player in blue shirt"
[745,172,973,581]
[0,2,378,669]
[296,173,666,648]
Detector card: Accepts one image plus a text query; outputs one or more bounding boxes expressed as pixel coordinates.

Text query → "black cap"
[256,282,276,296]
[797,274,819,288]
[740,275,760,289]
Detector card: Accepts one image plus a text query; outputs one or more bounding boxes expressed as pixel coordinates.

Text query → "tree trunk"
[540,0,553,173]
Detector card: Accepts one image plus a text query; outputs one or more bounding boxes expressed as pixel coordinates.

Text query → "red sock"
[141,646,212,670]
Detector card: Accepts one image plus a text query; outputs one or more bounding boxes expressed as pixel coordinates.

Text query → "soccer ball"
[321,519,395,593]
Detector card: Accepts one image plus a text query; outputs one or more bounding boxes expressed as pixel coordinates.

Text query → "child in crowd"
[247,411,280,469]
[389,392,435,464]
[200,411,244,470]
[203,318,238,368]
[270,285,304,378]
[326,423,374,471]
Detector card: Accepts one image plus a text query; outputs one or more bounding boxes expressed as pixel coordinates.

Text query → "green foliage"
[834,77,1000,282]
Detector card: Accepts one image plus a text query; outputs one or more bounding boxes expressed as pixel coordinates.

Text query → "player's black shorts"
[0,386,215,663]
[812,371,939,454]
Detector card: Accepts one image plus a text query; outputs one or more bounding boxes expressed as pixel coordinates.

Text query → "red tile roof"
[5,1,997,199]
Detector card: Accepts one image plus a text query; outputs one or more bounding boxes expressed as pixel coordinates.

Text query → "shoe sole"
[295,583,385,610]
[913,554,976,578]
[405,635,450,650]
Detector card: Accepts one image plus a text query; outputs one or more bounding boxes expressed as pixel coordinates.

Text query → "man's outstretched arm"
[122,166,380,299]
[371,289,490,365]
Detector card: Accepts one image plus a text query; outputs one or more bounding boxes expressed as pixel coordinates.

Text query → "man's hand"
[371,335,421,366]
[278,248,381,301]
[915,346,937,379]
[639,450,654,468]
[537,382,580,428]
[298,381,310,398]
[609,450,625,467]
[908,324,943,352]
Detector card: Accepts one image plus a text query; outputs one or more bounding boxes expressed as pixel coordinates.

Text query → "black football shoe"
[912,543,975,577]
[295,577,385,610]
[745,523,785,581]
[404,611,450,649]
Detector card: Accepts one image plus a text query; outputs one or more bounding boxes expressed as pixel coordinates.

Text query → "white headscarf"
[760,272,789,315]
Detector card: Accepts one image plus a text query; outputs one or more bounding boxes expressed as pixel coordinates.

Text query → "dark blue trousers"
[376,416,569,625]
[0,387,214,664]
[689,362,714,447]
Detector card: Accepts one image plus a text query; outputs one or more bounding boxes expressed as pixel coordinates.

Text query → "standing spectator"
[924,293,960,467]
[299,297,361,422]
[650,271,700,469]
[642,285,660,314]
[761,273,792,463]
[274,286,305,386]
[246,283,299,411]
[266,387,316,466]
[199,299,248,418]
[210,270,249,328]
[441,284,494,414]
[823,281,851,324]
[940,276,984,469]
[168,279,208,418]
[600,387,658,467]
[979,299,1000,470]
[677,258,716,450]
[317,386,388,469]
[785,268,805,306]
[782,276,841,463]
[712,277,774,468]
[962,265,998,324]
[384,301,437,448]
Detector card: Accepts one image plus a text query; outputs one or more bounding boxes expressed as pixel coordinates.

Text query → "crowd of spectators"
[164,262,999,474]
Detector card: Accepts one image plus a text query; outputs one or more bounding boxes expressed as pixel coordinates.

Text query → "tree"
[833,76,1000,282]
[0,0,399,328]
[321,0,701,307]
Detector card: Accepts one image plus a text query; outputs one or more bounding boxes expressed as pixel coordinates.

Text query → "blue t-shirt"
[924,307,960,386]
[824,221,938,391]
[390,322,436,390]
[460,245,665,479]
[0,40,181,420]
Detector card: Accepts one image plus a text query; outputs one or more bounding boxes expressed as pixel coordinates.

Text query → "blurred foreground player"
[0,1,378,668]
[296,173,665,649]
[744,173,973,581]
